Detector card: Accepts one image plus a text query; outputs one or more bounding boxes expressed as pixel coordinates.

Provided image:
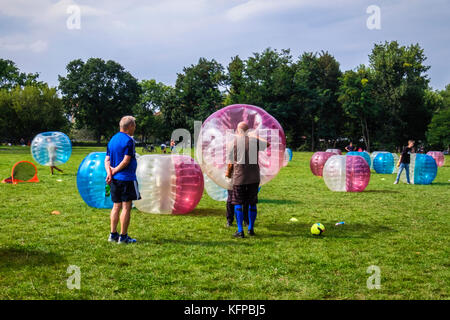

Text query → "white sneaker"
[393,181,398,184]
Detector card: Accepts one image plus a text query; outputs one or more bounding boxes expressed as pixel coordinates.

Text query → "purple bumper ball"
[310,151,335,177]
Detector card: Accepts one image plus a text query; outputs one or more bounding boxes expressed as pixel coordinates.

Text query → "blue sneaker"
[118,234,137,244]
[108,232,119,242]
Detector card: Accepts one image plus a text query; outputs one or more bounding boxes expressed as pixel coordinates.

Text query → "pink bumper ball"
[310,152,335,177]
[427,151,445,167]
[326,148,342,155]
[134,155,204,214]
[196,104,286,190]
[323,155,371,192]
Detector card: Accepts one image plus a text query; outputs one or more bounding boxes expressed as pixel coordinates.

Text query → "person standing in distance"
[345,142,355,152]
[394,140,415,185]
[105,116,141,244]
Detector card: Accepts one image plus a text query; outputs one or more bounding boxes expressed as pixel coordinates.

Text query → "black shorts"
[110,179,141,203]
[231,183,259,206]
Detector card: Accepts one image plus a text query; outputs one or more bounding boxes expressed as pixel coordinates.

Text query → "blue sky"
[1,0,449,90]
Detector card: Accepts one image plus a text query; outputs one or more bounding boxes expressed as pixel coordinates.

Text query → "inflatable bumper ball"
[310,151,335,177]
[283,148,293,167]
[373,152,397,174]
[31,131,72,166]
[370,151,386,169]
[134,155,204,214]
[347,151,371,168]
[400,154,437,185]
[203,173,228,201]
[323,155,371,192]
[326,148,342,155]
[196,104,286,190]
[427,151,445,167]
[77,152,113,209]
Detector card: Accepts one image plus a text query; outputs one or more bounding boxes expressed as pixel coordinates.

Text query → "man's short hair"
[119,116,136,130]
[237,122,249,135]
[408,139,415,144]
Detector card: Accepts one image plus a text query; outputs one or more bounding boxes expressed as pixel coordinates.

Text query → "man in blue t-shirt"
[105,116,141,244]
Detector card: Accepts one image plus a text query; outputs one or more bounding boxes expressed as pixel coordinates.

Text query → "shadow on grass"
[0,147,30,154]
[144,238,252,247]
[0,246,66,269]
[364,190,400,194]
[184,208,227,217]
[258,199,301,204]
[430,182,449,186]
[263,222,396,239]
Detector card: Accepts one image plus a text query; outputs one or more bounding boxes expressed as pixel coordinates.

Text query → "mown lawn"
[0,146,449,300]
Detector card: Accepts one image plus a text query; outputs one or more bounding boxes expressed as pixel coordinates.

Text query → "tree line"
[0,40,448,152]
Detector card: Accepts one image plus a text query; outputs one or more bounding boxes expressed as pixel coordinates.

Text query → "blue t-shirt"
[106,132,137,181]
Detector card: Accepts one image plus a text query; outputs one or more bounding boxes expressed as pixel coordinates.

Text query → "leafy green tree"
[338,65,379,151]
[291,52,321,150]
[134,79,173,143]
[290,51,342,150]
[226,55,246,104]
[369,41,432,148]
[315,51,343,149]
[0,59,42,90]
[0,85,69,142]
[58,58,141,143]
[162,58,226,133]
[426,85,450,150]
[229,48,297,145]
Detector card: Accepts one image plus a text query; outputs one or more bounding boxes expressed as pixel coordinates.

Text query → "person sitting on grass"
[105,116,141,244]
[394,139,415,185]
[226,122,269,238]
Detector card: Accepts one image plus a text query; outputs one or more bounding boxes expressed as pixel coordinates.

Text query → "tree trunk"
[360,118,369,152]
[311,118,315,152]
[364,117,370,152]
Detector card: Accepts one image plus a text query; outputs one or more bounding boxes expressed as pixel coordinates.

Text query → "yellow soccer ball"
[311,223,325,236]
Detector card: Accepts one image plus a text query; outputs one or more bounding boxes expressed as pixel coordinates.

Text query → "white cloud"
[0,0,108,24]
[226,0,327,22]
[29,40,48,53]
[0,37,48,53]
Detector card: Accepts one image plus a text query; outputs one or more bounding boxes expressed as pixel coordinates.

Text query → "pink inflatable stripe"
[427,151,445,167]
[172,156,204,214]
[346,155,371,192]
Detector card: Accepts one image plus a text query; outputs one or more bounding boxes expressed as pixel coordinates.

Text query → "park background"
[1,41,449,153]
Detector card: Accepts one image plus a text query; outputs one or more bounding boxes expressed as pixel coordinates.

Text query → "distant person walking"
[394,140,415,185]
[105,116,141,244]
[227,122,269,238]
[47,137,63,175]
[345,142,355,152]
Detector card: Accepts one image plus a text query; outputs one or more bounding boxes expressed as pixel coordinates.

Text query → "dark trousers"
[227,190,248,224]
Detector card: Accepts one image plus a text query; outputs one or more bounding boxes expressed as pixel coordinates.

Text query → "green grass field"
[0,146,449,300]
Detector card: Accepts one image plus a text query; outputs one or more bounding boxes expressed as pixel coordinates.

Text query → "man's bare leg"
[120,201,133,235]
[110,202,122,233]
